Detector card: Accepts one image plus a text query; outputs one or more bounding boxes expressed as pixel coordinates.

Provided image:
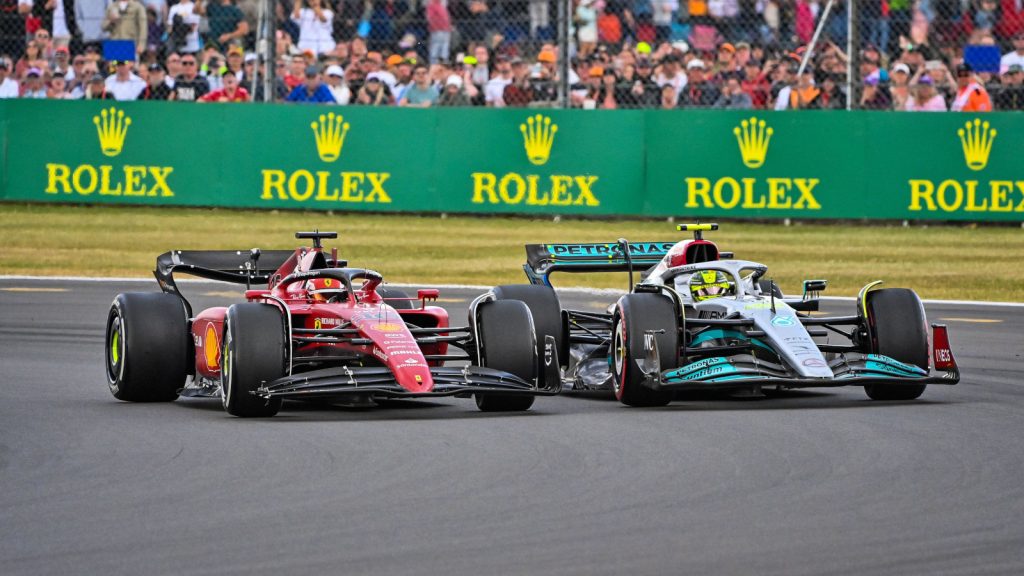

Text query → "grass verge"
[1,203,1021,301]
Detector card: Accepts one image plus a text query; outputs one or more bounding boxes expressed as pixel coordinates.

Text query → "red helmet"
[306,278,348,303]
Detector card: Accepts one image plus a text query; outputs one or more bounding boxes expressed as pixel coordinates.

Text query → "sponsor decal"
[685,117,822,212]
[373,323,403,332]
[546,242,674,258]
[802,358,827,368]
[770,315,796,327]
[373,347,388,362]
[471,114,600,208]
[261,113,392,204]
[45,107,175,198]
[204,324,220,369]
[908,118,1023,214]
[313,317,342,329]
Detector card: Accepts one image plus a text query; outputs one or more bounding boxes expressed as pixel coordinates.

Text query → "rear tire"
[475,300,537,412]
[611,294,677,407]
[221,303,286,417]
[377,286,414,310]
[105,292,189,402]
[864,288,929,401]
[492,284,566,367]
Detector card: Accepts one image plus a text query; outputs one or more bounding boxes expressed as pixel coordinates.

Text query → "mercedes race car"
[486,223,960,407]
[105,231,559,417]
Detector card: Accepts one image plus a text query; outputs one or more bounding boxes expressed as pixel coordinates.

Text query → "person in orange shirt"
[198,72,249,102]
[951,63,992,112]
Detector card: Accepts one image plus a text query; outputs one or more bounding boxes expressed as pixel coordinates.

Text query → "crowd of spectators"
[0,0,1022,110]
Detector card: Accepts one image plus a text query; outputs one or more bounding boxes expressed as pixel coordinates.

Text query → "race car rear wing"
[525,242,686,286]
[154,249,297,312]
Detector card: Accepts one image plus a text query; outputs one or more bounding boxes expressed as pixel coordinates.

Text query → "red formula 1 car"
[105,231,559,417]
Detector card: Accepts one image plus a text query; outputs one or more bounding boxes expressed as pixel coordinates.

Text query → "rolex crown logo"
[733,117,773,169]
[311,112,350,162]
[93,107,131,157]
[957,118,996,171]
[520,114,557,166]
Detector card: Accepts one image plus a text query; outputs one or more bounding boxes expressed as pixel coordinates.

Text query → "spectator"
[171,53,210,100]
[502,58,535,107]
[995,64,1024,109]
[576,0,598,58]
[772,62,796,110]
[164,52,182,83]
[47,74,71,98]
[714,74,753,108]
[21,67,47,97]
[1002,32,1024,73]
[283,55,305,89]
[292,0,335,56]
[0,0,30,61]
[287,65,335,102]
[400,65,440,107]
[787,68,819,109]
[223,46,244,79]
[103,0,148,57]
[621,57,659,108]
[591,68,624,109]
[889,62,912,109]
[742,59,771,108]
[0,57,17,98]
[167,0,201,54]
[679,59,721,107]
[467,45,490,86]
[138,63,173,99]
[50,45,70,76]
[105,60,146,100]
[655,54,686,105]
[15,40,46,78]
[69,60,99,97]
[659,83,677,109]
[355,74,392,105]
[199,70,249,101]
[484,56,513,106]
[65,53,85,83]
[951,62,992,111]
[426,0,452,65]
[323,64,350,104]
[861,72,893,109]
[905,74,948,110]
[85,73,115,99]
[438,74,471,105]
[25,0,83,55]
[202,0,249,52]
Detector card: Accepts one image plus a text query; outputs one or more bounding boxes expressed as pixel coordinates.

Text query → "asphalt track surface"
[1,277,1022,576]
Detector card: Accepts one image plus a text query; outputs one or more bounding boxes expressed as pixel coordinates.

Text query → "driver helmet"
[688,270,734,302]
[306,278,347,303]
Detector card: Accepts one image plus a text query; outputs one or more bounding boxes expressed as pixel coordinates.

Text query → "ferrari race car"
[486,223,960,407]
[105,231,559,417]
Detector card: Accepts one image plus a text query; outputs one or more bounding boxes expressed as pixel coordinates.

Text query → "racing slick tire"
[475,300,537,412]
[612,294,677,407]
[106,292,190,402]
[493,284,566,368]
[863,288,929,401]
[377,286,414,310]
[221,303,286,417]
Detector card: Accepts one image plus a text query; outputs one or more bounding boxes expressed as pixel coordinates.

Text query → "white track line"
[2,275,1023,308]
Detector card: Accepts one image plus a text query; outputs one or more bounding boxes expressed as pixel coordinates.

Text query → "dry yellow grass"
[1,203,1022,301]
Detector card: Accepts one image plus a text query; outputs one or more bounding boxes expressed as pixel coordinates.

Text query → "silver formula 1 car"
[484,223,960,407]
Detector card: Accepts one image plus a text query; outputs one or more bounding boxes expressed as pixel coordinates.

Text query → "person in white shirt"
[167,0,201,53]
[291,0,335,56]
[105,60,147,100]
[1001,32,1024,74]
[0,58,19,98]
[323,64,351,104]
[484,57,513,107]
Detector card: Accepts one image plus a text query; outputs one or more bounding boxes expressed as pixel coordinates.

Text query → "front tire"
[863,288,929,401]
[377,286,414,310]
[611,294,677,407]
[475,300,537,412]
[492,284,566,368]
[221,303,286,417]
[105,292,189,402]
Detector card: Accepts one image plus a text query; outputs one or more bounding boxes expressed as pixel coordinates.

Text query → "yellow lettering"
[527,176,550,205]
[936,180,963,212]
[908,179,935,211]
[99,166,122,196]
[45,164,71,194]
[289,170,315,201]
[740,178,764,208]
[550,176,573,206]
[123,166,146,196]
[261,169,287,200]
[148,167,173,197]
[365,173,391,203]
[471,173,498,204]
[499,173,526,204]
[989,181,1012,212]
[793,179,821,209]
[573,176,599,206]
[964,181,988,212]
[713,177,741,209]
[72,165,97,195]
[341,172,365,202]
[685,178,712,208]
[766,178,792,209]
[1015,183,1024,212]
[315,171,336,201]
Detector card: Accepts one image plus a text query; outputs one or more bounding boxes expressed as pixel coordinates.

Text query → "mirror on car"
[802,279,828,300]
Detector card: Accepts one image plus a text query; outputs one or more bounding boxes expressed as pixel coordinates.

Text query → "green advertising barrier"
[1,100,1021,221]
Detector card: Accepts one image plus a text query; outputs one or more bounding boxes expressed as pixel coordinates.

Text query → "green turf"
[1,203,1021,301]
